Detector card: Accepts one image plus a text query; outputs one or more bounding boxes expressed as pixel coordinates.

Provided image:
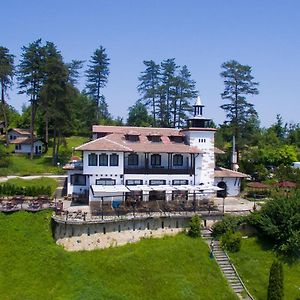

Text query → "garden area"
[211,192,300,300]
[0,211,237,300]
[0,136,88,176]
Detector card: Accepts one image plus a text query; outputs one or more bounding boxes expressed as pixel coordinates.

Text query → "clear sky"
[1,0,300,127]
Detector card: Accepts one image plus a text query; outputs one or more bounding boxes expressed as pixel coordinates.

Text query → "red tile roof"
[76,133,201,154]
[10,137,42,145]
[214,167,248,178]
[9,128,31,136]
[92,125,185,136]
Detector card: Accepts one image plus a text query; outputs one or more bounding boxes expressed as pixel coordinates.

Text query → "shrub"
[220,231,242,252]
[212,215,242,238]
[267,260,284,300]
[247,194,300,256]
[188,215,202,238]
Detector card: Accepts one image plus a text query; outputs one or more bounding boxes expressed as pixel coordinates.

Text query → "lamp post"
[101,197,104,220]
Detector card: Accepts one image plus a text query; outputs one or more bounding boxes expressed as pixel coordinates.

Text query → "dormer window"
[125,134,139,142]
[169,136,184,143]
[147,135,162,143]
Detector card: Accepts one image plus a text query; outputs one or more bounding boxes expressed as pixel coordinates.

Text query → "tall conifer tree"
[85,46,110,120]
[0,46,14,143]
[220,60,259,157]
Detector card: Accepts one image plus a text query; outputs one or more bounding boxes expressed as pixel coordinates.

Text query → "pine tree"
[0,46,14,144]
[220,60,259,157]
[138,60,160,126]
[18,39,46,159]
[160,58,178,127]
[40,42,65,146]
[173,65,198,128]
[85,46,110,120]
[267,260,284,300]
[66,59,84,86]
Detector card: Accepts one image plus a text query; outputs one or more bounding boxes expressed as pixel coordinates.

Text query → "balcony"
[124,167,194,175]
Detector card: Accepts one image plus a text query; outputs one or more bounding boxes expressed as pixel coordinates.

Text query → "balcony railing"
[124,167,194,175]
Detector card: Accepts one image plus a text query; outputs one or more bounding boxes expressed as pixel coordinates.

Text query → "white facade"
[214,177,242,197]
[14,140,44,155]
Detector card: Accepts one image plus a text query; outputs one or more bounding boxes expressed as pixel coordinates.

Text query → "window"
[151,154,161,166]
[99,153,108,166]
[169,136,184,143]
[88,153,98,166]
[147,135,162,143]
[172,179,188,185]
[126,179,143,185]
[149,180,166,186]
[128,153,139,166]
[199,138,206,143]
[71,174,86,186]
[125,134,139,142]
[110,153,119,166]
[173,154,183,166]
[96,178,116,185]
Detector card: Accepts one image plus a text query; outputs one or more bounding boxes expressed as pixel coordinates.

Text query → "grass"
[3,177,58,196]
[0,211,237,300]
[0,136,89,176]
[228,237,300,300]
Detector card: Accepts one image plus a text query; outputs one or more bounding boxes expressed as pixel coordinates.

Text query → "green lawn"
[229,237,300,300]
[0,211,237,300]
[0,136,89,176]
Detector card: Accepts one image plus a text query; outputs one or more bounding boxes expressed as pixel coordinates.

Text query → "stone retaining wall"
[53,214,221,251]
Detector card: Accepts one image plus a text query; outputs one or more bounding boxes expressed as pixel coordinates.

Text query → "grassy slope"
[0,136,89,176]
[229,237,300,300]
[4,177,58,196]
[0,211,237,300]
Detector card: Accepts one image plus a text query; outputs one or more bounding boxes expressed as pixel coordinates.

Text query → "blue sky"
[1,0,300,126]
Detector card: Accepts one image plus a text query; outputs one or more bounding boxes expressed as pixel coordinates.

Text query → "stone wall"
[53,214,221,251]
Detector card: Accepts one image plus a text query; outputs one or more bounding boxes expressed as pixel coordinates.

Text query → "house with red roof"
[64,97,247,203]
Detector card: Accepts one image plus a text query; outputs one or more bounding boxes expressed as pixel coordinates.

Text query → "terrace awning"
[126,185,153,192]
[91,185,130,194]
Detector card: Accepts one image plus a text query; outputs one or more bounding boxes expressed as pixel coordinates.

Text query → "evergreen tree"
[138,60,160,126]
[18,39,46,159]
[40,41,65,146]
[220,60,259,157]
[0,46,14,144]
[267,260,284,300]
[127,101,153,127]
[173,65,198,128]
[85,46,110,120]
[66,59,84,86]
[160,58,178,127]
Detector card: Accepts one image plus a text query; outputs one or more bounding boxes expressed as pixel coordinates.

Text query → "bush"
[267,260,284,300]
[212,215,242,238]
[247,194,300,256]
[220,231,242,252]
[188,215,202,238]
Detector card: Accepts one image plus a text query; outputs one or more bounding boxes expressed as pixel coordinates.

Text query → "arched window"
[173,154,183,166]
[110,153,119,166]
[128,153,139,166]
[99,153,108,166]
[88,153,97,166]
[151,154,161,166]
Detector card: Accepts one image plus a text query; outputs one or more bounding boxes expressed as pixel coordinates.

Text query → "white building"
[64,97,246,203]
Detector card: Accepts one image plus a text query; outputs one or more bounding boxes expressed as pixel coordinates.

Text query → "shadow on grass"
[254,234,300,266]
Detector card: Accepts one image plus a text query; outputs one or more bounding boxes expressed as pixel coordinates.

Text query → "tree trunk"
[52,127,57,165]
[45,108,49,151]
[1,85,8,146]
[30,99,36,160]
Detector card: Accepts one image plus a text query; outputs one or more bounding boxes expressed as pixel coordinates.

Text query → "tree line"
[1,41,300,173]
